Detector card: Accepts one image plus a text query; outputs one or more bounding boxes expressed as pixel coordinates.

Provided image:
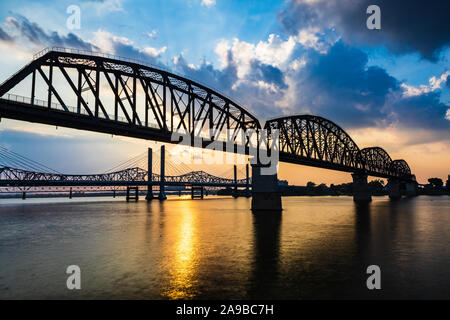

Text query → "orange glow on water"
[163,202,199,299]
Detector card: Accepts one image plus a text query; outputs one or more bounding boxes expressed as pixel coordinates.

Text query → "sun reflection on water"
[163,202,199,299]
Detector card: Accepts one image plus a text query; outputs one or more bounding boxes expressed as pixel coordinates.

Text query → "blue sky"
[0,0,286,66]
[0,0,449,182]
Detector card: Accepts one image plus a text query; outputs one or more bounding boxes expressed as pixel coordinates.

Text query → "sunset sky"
[0,0,449,185]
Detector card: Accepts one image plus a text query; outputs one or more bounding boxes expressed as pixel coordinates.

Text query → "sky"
[0,0,449,185]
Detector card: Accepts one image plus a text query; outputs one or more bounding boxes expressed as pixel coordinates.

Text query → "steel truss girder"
[0,50,260,149]
[265,115,412,179]
[0,166,248,186]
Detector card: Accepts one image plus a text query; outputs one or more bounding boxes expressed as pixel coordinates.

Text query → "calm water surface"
[0,195,449,299]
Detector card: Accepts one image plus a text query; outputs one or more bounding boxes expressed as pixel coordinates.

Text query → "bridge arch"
[360,147,393,176]
[264,115,363,171]
[0,47,260,147]
[390,159,411,178]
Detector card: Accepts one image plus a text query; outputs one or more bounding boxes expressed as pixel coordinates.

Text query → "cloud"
[272,40,449,134]
[0,27,13,42]
[215,34,296,79]
[175,35,449,133]
[389,91,450,130]
[201,0,216,7]
[145,30,158,39]
[173,47,287,119]
[92,30,167,62]
[0,16,167,66]
[281,41,399,127]
[1,13,448,146]
[279,0,450,61]
[247,60,287,91]
[2,15,98,51]
[401,71,450,97]
[173,52,238,95]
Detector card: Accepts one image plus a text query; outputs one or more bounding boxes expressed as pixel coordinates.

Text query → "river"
[0,195,449,299]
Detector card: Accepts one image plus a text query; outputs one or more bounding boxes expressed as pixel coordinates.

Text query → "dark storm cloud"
[0,27,12,42]
[248,61,287,90]
[173,40,449,132]
[107,40,162,65]
[2,15,98,51]
[173,51,239,94]
[390,92,450,130]
[289,41,399,128]
[172,50,287,119]
[279,0,450,61]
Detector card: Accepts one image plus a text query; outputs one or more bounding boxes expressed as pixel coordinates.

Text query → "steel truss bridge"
[0,47,415,185]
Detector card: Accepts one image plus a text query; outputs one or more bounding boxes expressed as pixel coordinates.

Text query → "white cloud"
[294,28,332,53]
[142,46,167,57]
[215,34,296,79]
[145,30,158,39]
[92,30,166,58]
[401,71,450,97]
[201,0,216,7]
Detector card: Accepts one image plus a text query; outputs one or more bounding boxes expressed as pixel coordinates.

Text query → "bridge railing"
[33,47,156,67]
[1,93,160,129]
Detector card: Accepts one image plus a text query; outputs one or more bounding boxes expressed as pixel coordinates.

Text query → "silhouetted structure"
[0,48,417,210]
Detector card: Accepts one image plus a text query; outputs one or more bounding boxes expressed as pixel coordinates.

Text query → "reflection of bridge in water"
[0,48,418,210]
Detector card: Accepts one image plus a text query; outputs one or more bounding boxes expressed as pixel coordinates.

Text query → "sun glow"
[164,202,199,299]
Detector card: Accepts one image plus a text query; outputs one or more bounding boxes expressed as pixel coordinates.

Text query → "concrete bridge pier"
[245,163,251,198]
[232,165,238,198]
[158,145,167,200]
[251,164,282,212]
[352,173,372,202]
[405,181,418,197]
[145,147,154,201]
[191,186,204,199]
[126,186,139,202]
[388,178,401,200]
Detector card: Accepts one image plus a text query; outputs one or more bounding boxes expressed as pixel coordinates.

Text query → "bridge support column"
[232,165,238,198]
[352,173,372,202]
[158,145,167,200]
[245,163,251,198]
[146,147,154,201]
[126,186,139,202]
[251,164,282,212]
[405,181,418,197]
[191,186,204,199]
[388,178,401,200]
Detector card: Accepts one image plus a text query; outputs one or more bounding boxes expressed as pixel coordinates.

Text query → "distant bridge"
[0,166,249,188]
